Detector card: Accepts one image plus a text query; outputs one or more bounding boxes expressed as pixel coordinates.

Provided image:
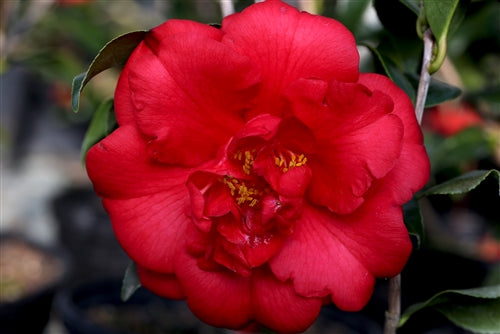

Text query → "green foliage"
[121,261,142,302]
[420,169,500,197]
[80,99,116,162]
[399,285,500,333]
[72,31,146,112]
[403,197,424,248]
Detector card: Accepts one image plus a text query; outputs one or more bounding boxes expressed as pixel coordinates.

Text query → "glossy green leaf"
[399,285,500,333]
[403,197,424,248]
[71,30,146,112]
[419,169,500,198]
[422,0,459,73]
[406,74,462,107]
[80,98,116,162]
[399,0,420,15]
[362,43,416,102]
[121,261,142,302]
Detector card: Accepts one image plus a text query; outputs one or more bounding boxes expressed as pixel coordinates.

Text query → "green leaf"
[406,74,462,107]
[419,169,500,198]
[399,285,500,333]
[422,0,459,73]
[80,99,116,162]
[71,30,146,112]
[403,197,424,248]
[121,261,142,302]
[399,0,420,15]
[362,43,416,102]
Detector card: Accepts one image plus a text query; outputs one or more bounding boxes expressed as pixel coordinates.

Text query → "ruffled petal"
[358,73,430,204]
[137,265,185,300]
[103,186,190,274]
[270,206,375,311]
[86,125,190,199]
[286,78,404,214]
[252,268,322,333]
[123,30,260,166]
[175,253,253,329]
[221,0,359,118]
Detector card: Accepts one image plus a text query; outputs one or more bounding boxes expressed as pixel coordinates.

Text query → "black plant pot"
[0,234,69,334]
[55,278,224,334]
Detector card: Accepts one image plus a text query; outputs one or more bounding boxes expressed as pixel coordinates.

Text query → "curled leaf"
[400,285,500,333]
[72,30,146,112]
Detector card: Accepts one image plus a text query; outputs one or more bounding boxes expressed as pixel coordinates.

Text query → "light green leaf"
[419,169,500,198]
[71,30,146,112]
[121,261,142,302]
[403,197,424,248]
[400,285,500,333]
[422,0,459,73]
[80,99,116,162]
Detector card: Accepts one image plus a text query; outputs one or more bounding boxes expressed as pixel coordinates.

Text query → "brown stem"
[384,274,402,334]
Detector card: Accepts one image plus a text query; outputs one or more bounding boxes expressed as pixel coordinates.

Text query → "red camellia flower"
[86,0,430,332]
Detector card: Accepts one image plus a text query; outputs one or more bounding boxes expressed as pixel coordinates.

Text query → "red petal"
[124,32,260,166]
[175,253,253,329]
[86,125,190,199]
[358,73,422,144]
[269,205,376,311]
[136,265,185,299]
[252,268,322,333]
[114,66,136,126]
[358,74,430,204]
[221,0,359,118]
[103,187,190,274]
[330,194,413,278]
[287,79,404,214]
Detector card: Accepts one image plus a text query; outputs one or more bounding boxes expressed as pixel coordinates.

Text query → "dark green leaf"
[399,0,420,15]
[362,43,416,102]
[71,30,146,112]
[403,197,424,248]
[419,169,500,198]
[121,261,142,302]
[399,285,500,333]
[406,74,462,107]
[80,98,116,162]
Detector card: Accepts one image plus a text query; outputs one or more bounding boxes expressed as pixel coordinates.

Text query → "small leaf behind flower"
[399,285,500,333]
[403,197,424,248]
[121,261,142,302]
[80,98,116,162]
[71,30,146,112]
[419,169,500,198]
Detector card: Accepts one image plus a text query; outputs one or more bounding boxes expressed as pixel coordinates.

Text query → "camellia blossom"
[86,0,430,332]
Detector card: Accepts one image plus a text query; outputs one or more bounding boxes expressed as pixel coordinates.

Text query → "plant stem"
[384,274,402,334]
[219,0,235,17]
[384,28,435,334]
[415,29,435,125]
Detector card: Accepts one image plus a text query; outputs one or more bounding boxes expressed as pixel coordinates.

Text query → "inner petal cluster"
[186,117,312,275]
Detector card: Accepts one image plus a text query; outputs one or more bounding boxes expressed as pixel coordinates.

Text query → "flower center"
[186,123,312,276]
[274,150,308,173]
[222,176,264,207]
